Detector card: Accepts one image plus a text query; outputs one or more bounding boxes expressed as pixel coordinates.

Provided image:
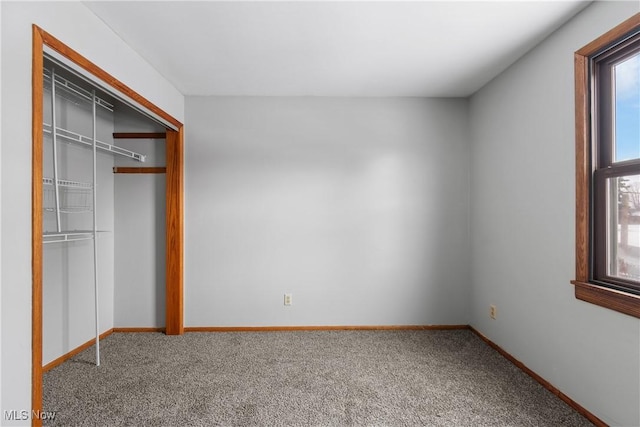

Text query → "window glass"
[607,175,640,282]
[614,53,640,162]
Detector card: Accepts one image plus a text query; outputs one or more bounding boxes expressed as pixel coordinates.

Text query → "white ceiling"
[83,1,591,97]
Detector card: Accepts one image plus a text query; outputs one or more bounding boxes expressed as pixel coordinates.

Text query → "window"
[593,35,640,291]
[573,14,640,318]
[572,14,640,317]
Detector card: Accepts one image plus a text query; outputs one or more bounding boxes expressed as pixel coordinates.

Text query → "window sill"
[571,280,640,319]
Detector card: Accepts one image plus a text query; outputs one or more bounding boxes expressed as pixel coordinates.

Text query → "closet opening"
[32,25,184,426]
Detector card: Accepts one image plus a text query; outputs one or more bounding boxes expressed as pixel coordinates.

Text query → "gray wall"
[113,108,166,327]
[185,97,470,327]
[469,2,640,426]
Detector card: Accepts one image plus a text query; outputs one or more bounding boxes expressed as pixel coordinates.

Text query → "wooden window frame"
[32,25,184,426]
[572,13,640,318]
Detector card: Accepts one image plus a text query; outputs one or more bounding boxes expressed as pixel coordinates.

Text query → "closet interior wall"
[113,111,166,328]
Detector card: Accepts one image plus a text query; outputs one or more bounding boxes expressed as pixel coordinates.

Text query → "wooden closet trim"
[166,128,184,335]
[31,26,44,427]
[38,30,182,129]
[32,25,185,426]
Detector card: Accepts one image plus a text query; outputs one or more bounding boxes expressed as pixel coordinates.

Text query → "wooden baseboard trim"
[42,328,114,372]
[184,324,470,332]
[469,327,606,427]
[113,327,165,333]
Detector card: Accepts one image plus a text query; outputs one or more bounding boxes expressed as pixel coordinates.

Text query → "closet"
[41,54,167,367]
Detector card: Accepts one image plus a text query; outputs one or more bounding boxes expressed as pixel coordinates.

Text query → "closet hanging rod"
[113,167,166,174]
[44,68,114,112]
[112,132,166,139]
[43,123,146,162]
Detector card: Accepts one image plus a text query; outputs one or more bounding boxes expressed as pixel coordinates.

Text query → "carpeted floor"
[43,330,593,426]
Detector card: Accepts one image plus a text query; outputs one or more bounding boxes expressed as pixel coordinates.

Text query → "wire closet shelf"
[42,63,150,366]
[43,177,93,214]
[43,123,146,162]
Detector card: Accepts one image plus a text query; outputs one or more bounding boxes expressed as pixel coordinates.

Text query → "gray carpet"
[43,330,593,426]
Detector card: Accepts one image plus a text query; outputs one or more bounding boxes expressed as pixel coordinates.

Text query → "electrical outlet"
[490,305,497,320]
[284,293,292,306]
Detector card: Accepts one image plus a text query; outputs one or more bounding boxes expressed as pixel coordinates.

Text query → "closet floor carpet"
[43,330,593,426]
